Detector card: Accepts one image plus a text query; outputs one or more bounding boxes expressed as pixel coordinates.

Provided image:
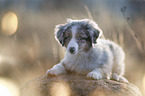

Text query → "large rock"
[20,74,142,96]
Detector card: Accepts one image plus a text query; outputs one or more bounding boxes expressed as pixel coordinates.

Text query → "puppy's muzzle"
[69,47,75,54]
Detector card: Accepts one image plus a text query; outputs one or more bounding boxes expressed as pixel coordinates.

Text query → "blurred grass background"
[0,0,145,96]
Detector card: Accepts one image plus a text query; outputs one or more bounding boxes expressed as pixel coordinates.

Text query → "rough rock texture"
[20,74,142,96]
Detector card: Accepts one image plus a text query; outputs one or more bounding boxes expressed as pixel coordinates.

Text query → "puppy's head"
[55,19,102,55]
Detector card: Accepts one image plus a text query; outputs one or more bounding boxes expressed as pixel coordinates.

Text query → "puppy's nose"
[69,47,75,54]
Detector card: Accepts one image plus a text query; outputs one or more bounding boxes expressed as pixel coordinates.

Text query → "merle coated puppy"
[46,19,128,82]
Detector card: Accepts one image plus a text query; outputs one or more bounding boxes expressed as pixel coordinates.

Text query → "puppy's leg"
[87,67,112,80]
[112,63,128,82]
[113,62,125,76]
[111,44,128,82]
[112,63,124,81]
[86,68,103,80]
[46,63,66,76]
[112,73,128,82]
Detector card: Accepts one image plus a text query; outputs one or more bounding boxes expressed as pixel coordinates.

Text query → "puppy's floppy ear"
[86,20,102,44]
[54,24,66,46]
[55,19,72,46]
[91,27,102,44]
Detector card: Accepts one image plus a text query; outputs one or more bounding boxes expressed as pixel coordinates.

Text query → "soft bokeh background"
[0,0,145,96]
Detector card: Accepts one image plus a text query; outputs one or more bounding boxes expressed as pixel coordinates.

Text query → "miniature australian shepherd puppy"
[46,19,128,82]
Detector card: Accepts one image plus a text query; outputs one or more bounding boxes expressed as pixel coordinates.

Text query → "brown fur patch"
[75,26,92,52]
[63,28,72,47]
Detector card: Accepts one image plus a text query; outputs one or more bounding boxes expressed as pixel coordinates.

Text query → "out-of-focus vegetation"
[0,0,145,96]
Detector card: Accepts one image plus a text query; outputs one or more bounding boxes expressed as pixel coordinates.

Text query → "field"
[0,0,145,96]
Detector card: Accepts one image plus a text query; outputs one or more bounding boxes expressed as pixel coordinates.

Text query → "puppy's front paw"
[112,73,128,82]
[112,73,119,81]
[87,71,102,80]
[46,68,61,76]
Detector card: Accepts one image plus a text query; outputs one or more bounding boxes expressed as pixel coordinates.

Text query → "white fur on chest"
[62,53,96,74]
[62,43,113,75]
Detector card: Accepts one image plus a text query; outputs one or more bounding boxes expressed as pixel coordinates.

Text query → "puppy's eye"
[78,37,83,40]
[78,37,86,41]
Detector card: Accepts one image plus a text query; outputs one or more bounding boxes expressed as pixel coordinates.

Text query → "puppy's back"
[97,39,125,76]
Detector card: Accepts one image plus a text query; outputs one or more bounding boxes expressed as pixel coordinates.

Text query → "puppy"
[46,19,128,82]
